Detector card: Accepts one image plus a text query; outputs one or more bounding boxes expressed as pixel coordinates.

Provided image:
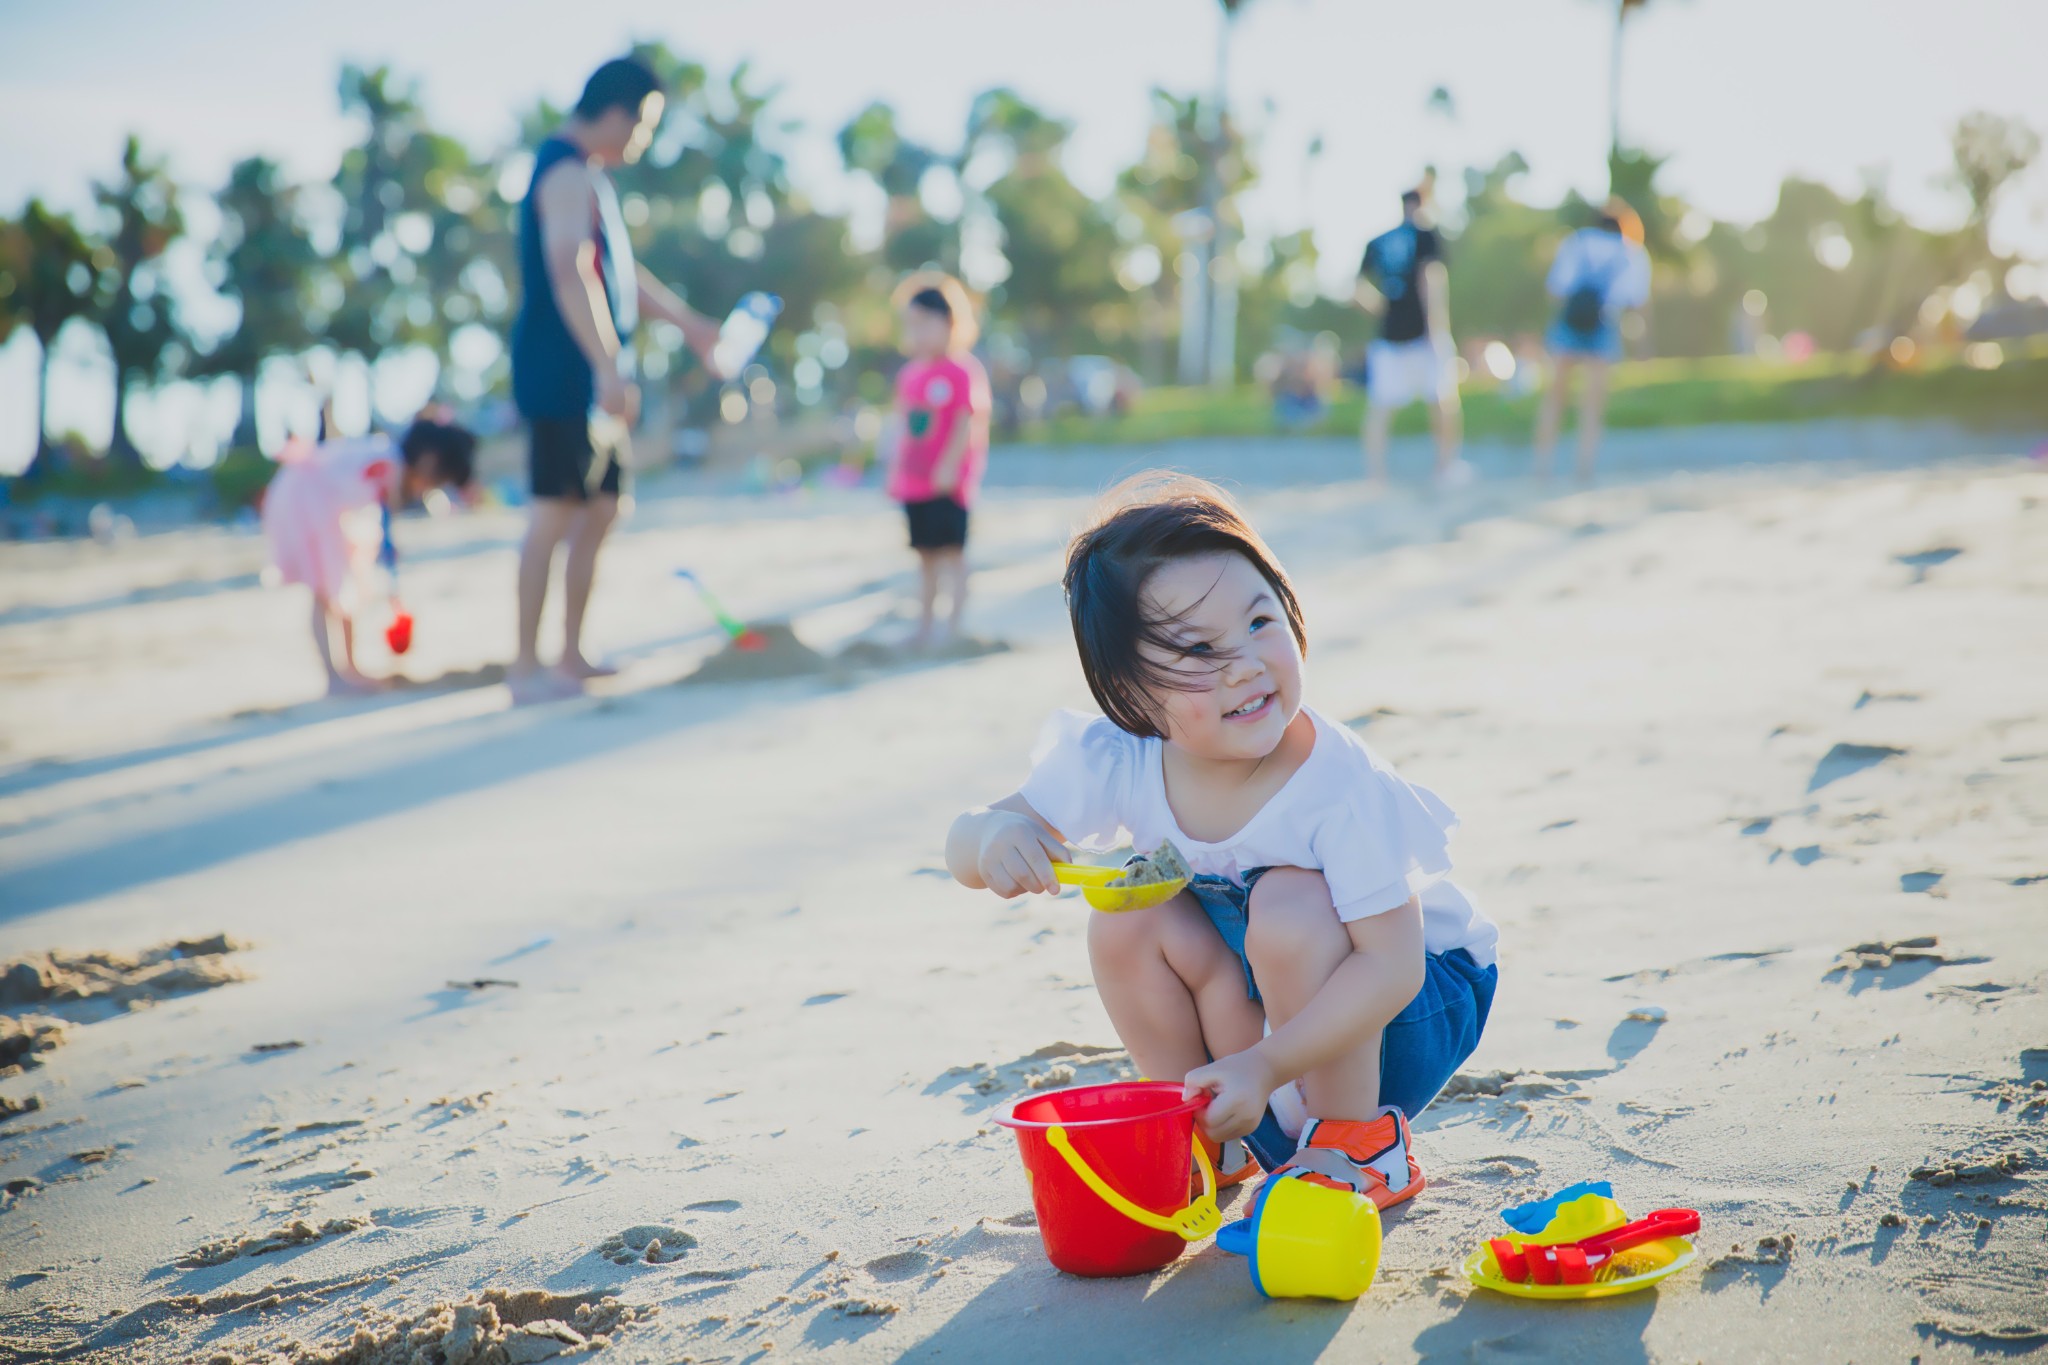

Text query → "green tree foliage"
[200,157,321,446]
[328,64,489,399]
[838,102,954,273]
[0,201,101,479]
[1948,111,2039,259]
[16,45,2038,474]
[966,90,1124,355]
[92,135,185,467]
[1446,153,1565,342]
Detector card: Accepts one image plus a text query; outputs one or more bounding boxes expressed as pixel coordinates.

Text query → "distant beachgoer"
[262,417,476,695]
[883,272,990,650]
[1358,188,1468,489]
[1533,199,1651,482]
[509,56,722,703]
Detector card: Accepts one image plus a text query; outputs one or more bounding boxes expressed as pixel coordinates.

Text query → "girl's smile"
[1222,691,1276,722]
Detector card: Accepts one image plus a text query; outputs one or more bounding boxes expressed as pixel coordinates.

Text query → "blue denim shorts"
[1186,870,1498,1118]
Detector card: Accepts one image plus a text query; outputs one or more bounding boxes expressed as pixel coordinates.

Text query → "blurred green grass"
[1026,346,2048,446]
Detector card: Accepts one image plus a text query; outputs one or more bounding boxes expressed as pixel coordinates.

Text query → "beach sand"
[0,428,2043,1362]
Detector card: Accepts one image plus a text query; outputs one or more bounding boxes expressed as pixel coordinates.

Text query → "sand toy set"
[996,1087,1701,1304]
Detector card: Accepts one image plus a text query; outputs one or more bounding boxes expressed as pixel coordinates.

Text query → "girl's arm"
[876,410,905,479]
[1257,899,1425,1081]
[932,365,991,493]
[1186,899,1425,1132]
[946,793,1070,897]
[929,411,974,494]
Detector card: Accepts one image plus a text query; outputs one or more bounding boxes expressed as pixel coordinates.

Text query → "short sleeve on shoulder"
[1017,710,1137,849]
[1416,227,1442,264]
[962,356,992,413]
[1313,760,1460,922]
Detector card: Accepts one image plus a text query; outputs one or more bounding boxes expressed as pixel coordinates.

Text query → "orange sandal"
[1199,1135,1263,1190]
[1270,1108,1426,1212]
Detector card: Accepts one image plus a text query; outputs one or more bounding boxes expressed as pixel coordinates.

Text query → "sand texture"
[0,425,2043,1361]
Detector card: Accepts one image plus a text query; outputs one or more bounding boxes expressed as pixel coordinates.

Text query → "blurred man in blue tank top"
[508,56,722,703]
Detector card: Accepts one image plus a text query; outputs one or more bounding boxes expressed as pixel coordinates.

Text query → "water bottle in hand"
[712,292,783,377]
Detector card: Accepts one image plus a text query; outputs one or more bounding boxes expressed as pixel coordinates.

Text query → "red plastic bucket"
[995,1081,1219,1277]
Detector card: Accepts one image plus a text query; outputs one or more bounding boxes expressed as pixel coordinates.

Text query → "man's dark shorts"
[529,415,630,501]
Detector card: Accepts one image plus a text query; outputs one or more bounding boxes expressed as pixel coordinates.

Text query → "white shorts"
[1366,338,1458,409]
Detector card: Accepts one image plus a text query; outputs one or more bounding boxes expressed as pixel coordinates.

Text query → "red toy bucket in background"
[995,1081,1219,1277]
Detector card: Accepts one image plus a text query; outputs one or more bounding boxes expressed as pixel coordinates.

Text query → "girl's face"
[901,303,952,359]
[1137,550,1304,763]
[401,456,438,500]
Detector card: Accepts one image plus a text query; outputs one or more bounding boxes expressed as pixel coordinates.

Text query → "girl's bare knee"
[1089,893,1214,978]
[1244,868,1347,976]
[1086,901,1159,969]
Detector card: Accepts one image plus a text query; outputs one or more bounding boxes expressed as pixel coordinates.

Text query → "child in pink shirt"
[885,273,990,649]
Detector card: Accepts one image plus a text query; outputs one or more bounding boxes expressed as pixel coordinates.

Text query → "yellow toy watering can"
[1215,1175,1383,1300]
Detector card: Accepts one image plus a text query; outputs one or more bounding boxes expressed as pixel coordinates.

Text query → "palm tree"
[0,201,101,482]
[93,135,185,469]
[1183,0,1253,384]
[1948,111,2040,263]
[1608,0,1649,166]
[837,102,951,272]
[202,157,321,450]
[328,64,429,416]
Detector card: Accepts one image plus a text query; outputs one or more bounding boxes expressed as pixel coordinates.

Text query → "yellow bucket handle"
[1045,1123,1221,1241]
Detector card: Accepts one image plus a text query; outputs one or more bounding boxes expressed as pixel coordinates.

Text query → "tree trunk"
[107,365,144,471]
[1608,0,1626,168]
[232,369,260,451]
[20,342,58,482]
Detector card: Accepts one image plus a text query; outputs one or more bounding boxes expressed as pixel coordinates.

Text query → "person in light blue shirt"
[1534,200,1651,483]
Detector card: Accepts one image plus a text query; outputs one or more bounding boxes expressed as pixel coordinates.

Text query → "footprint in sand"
[1606,1008,1666,1065]
[1900,870,1945,894]
[1895,546,1962,583]
[929,1043,1132,1104]
[1854,690,1922,709]
[1771,845,1825,866]
[1808,743,1907,793]
[686,1199,741,1213]
[1909,1152,2029,1187]
[598,1225,696,1265]
[1827,936,1993,996]
[863,1250,935,1282]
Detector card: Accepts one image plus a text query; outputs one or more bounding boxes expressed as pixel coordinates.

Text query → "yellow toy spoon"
[1050,843,1192,913]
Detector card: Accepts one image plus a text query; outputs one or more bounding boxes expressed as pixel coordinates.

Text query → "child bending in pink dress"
[884,272,990,649]
[261,416,476,694]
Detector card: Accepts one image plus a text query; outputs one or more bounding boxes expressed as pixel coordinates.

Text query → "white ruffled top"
[1019,706,1498,968]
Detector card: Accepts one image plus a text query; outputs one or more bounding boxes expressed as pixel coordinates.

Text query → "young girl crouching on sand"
[262,415,476,694]
[945,475,1498,1207]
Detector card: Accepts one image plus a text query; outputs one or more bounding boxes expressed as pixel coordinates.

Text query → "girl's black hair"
[1062,474,1307,739]
[907,286,952,318]
[575,57,662,121]
[399,418,477,488]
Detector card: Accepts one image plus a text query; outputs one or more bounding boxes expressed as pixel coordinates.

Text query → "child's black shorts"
[903,496,969,550]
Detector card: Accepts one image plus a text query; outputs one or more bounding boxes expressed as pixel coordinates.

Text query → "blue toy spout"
[1215,1218,1255,1257]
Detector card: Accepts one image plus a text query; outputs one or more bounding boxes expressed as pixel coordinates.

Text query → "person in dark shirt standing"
[508,57,721,703]
[1357,187,1467,489]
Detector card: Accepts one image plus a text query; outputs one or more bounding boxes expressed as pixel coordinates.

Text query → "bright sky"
[4,0,2046,471]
